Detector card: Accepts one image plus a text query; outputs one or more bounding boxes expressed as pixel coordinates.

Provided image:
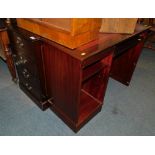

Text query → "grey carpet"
[0,48,155,136]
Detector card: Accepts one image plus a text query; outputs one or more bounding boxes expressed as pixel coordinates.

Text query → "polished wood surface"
[38,18,72,32]
[42,41,114,132]
[7,26,49,110]
[110,43,143,85]
[0,27,16,81]
[17,18,101,49]
[42,43,81,122]
[41,24,150,61]
[100,18,138,34]
[110,30,148,85]
[41,24,150,131]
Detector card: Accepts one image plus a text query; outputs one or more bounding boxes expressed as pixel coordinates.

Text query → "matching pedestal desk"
[8,24,150,132]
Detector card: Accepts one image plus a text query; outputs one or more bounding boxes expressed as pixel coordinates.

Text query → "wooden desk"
[0,28,16,81]
[8,24,150,132]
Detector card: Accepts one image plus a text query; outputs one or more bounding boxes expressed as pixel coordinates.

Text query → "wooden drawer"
[21,82,44,101]
[18,66,39,80]
[18,72,44,101]
[8,27,41,58]
[21,60,39,77]
[13,53,39,78]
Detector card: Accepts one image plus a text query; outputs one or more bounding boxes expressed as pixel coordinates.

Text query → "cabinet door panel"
[110,41,144,85]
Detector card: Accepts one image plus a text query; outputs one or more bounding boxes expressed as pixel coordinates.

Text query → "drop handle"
[18,43,24,48]
[16,40,20,44]
[28,86,32,90]
[21,59,27,64]
[15,60,22,66]
[26,74,30,78]
[23,73,30,78]
[15,62,19,65]
[12,54,17,58]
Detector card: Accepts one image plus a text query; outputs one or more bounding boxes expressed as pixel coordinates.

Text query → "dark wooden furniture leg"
[0,30,17,81]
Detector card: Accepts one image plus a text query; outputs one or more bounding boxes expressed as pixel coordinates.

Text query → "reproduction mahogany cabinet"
[7,26,50,110]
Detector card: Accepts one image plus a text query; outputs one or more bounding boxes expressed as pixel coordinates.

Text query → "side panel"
[42,43,81,122]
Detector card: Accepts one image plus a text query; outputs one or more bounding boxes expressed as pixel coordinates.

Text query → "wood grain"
[100,18,138,34]
[17,18,102,49]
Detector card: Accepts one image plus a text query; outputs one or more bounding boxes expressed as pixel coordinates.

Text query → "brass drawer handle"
[22,72,30,79]
[12,54,17,58]
[19,43,24,48]
[21,59,27,64]
[28,86,32,90]
[15,60,22,66]
[24,83,32,90]
[16,37,22,44]
[138,38,142,41]
[16,40,20,44]
[26,74,30,78]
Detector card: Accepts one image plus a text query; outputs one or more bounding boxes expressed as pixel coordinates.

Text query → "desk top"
[43,24,150,61]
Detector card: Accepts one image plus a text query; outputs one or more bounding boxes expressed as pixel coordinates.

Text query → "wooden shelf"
[78,89,101,125]
[82,61,108,82]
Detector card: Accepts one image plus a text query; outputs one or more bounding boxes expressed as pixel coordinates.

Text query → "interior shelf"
[78,89,102,125]
[82,61,108,82]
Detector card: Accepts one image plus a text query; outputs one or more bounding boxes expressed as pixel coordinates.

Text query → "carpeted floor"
[0,48,155,136]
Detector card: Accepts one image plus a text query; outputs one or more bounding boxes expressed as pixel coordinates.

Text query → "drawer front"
[8,27,41,63]
[9,27,40,46]
[17,66,38,81]
[20,59,39,77]
[13,52,39,78]
[18,71,44,101]
[21,82,44,101]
